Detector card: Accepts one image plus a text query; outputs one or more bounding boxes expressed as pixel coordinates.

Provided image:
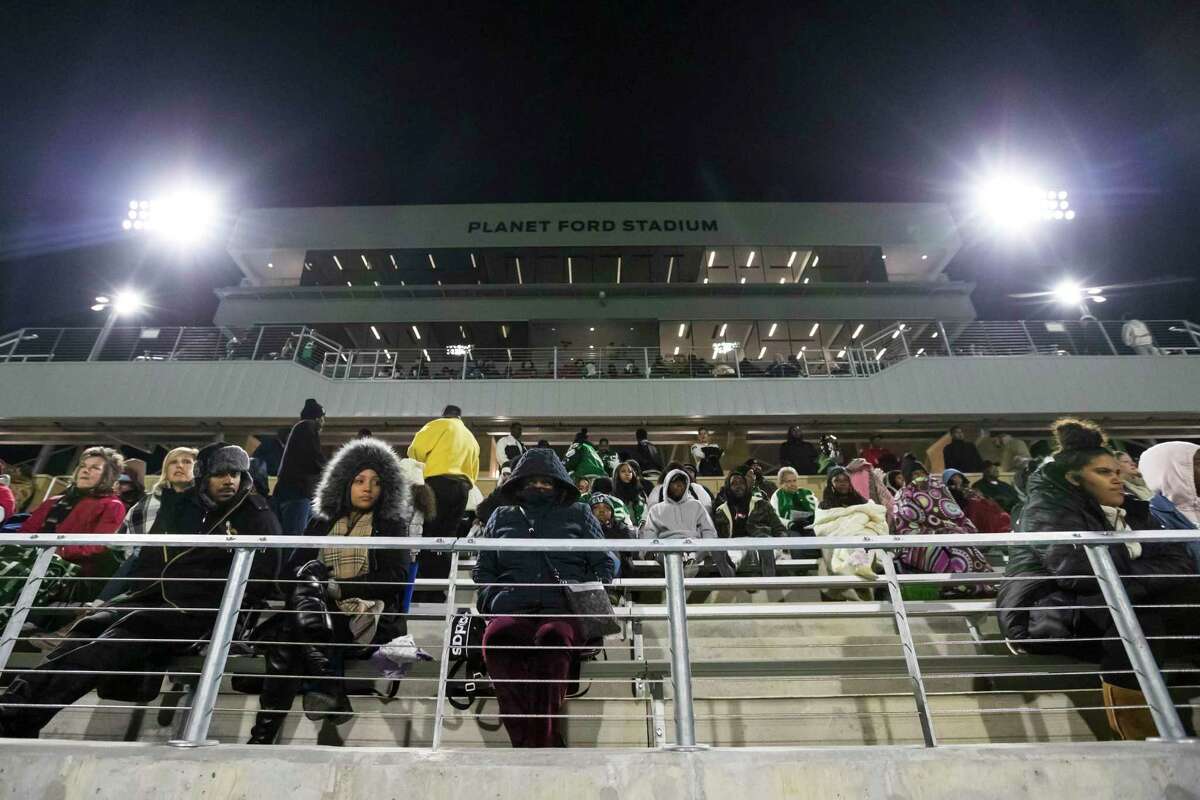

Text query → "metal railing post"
[1020,320,1037,354]
[432,549,461,751]
[461,354,468,380]
[644,347,652,378]
[1083,545,1187,740]
[879,551,937,747]
[937,321,952,356]
[169,547,255,747]
[553,348,558,379]
[250,327,265,361]
[0,547,56,675]
[663,552,698,748]
[1095,321,1118,355]
[86,312,118,362]
[1183,320,1200,352]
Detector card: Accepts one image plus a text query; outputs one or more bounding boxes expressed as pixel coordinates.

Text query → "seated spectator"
[679,464,715,510]
[564,429,607,483]
[639,468,718,575]
[858,435,896,469]
[631,428,665,477]
[20,447,128,585]
[943,468,1012,533]
[713,469,786,577]
[818,434,845,473]
[845,458,895,514]
[611,460,648,526]
[648,462,713,513]
[588,493,637,578]
[0,444,283,739]
[940,426,985,473]
[495,422,527,469]
[971,461,1021,514]
[0,473,15,524]
[890,460,992,596]
[691,428,724,477]
[974,430,1031,472]
[116,459,146,510]
[779,426,820,474]
[249,437,428,744]
[596,438,619,475]
[885,469,905,495]
[472,449,613,748]
[743,459,776,498]
[96,447,198,603]
[1114,450,1154,501]
[813,468,889,601]
[769,467,817,533]
[1138,441,1200,567]
[4,462,36,513]
[997,418,1200,740]
[582,477,634,525]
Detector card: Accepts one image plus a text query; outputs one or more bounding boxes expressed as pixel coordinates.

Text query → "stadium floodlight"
[1052,280,1084,307]
[88,290,145,361]
[974,175,1074,231]
[121,185,220,245]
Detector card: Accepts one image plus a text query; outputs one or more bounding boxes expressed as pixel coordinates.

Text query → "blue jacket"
[1148,492,1197,531]
[473,448,613,615]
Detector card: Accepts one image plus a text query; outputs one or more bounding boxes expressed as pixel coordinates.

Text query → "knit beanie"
[194,443,251,481]
[300,398,325,420]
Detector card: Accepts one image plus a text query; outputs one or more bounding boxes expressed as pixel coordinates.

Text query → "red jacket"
[962,493,1012,534]
[0,484,15,522]
[20,493,127,572]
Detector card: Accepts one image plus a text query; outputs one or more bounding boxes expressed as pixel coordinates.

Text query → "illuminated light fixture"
[812,255,819,267]
[666,256,674,283]
[739,277,747,284]
[916,348,925,355]
[851,323,865,339]
[346,281,352,287]
[389,255,399,270]
[470,253,478,269]
[1093,295,1107,303]
[703,277,710,284]
[515,257,523,284]
[383,349,391,358]
[589,327,595,332]
[1053,280,1083,306]
[506,348,512,359]
[373,280,380,287]
[1065,210,1076,220]
[446,344,472,356]
[803,277,810,284]
[768,323,778,337]
[95,295,110,304]
[779,277,786,284]
[881,253,887,260]
[808,323,819,337]
[921,254,928,260]
[876,348,887,361]
[678,323,687,338]
[436,280,442,286]
[787,250,797,267]
[567,256,573,284]
[673,346,680,356]
[588,344,595,350]
[92,290,144,316]
[616,257,622,284]
[837,349,846,358]
[798,345,807,354]
[977,178,1074,228]
[333,255,344,271]
[361,254,372,270]
[411,325,421,341]
[304,262,312,271]
[267,262,274,269]
[719,323,728,337]
[422,348,430,361]
[891,330,901,340]
[121,188,218,244]
[370,325,381,340]
[712,341,738,355]
[707,251,716,268]
[898,323,906,331]
[746,250,755,267]
[459,325,466,338]
[931,331,939,338]
[501,324,509,338]
[757,346,767,359]
[400,280,406,286]
[427,254,437,270]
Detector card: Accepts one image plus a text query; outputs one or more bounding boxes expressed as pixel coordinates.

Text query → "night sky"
[2,2,1198,329]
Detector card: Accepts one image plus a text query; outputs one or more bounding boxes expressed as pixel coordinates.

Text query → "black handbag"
[542,554,621,642]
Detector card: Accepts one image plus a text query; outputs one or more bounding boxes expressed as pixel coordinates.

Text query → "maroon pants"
[482,615,583,748]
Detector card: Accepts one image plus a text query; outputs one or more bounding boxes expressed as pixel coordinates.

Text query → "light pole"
[1051,281,1107,321]
[88,291,145,361]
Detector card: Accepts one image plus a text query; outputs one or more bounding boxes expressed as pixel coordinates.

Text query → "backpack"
[445,608,492,710]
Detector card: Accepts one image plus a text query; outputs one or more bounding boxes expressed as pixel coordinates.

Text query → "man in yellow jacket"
[408,404,480,601]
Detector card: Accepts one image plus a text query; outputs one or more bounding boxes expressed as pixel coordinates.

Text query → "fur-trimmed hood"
[311,437,431,530]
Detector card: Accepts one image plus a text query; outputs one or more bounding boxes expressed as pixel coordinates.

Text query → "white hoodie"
[1139,441,1200,526]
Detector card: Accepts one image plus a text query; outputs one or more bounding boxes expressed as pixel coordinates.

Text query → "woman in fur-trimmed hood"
[249,437,435,745]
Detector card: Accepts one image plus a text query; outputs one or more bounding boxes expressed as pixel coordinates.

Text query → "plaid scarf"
[320,511,373,580]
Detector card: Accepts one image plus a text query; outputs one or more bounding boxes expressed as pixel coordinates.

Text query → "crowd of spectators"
[2,410,1198,746]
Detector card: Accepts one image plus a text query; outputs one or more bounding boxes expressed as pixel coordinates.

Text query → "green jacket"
[564,441,608,480]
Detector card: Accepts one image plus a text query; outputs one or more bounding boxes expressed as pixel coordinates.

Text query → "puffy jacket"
[275,419,327,498]
[639,469,718,541]
[21,491,127,574]
[779,437,820,475]
[408,417,480,483]
[998,462,1192,649]
[0,481,14,523]
[564,441,608,480]
[473,448,612,615]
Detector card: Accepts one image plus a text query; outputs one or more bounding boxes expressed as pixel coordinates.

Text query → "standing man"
[273,398,327,535]
[408,404,479,602]
[941,426,985,473]
[495,422,527,469]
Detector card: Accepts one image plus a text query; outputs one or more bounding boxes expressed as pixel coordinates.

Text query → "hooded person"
[713,468,786,577]
[845,457,895,514]
[248,437,432,745]
[996,419,1200,740]
[21,446,128,579]
[0,443,283,739]
[943,468,1012,534]
[471,448,613,748]
[588,492,637,578]
[1138,441,1200,567]
[813,467,889,601]
[611,459,648,525]
[779,425,820,475]
[647,461,713,512]
[639,467,718,576]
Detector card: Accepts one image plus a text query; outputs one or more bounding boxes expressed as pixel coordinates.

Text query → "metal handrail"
[2,529,1197,750]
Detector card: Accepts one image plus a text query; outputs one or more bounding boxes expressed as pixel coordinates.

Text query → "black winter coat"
[275,419,327,498]
[779,438,820,475]
[473,448,613,615]
[997,464,1192,650]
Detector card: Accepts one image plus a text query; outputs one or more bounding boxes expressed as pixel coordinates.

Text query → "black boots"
[247,711,285,745]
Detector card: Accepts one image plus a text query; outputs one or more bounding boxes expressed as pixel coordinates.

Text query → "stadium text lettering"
[466,219,718,234]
